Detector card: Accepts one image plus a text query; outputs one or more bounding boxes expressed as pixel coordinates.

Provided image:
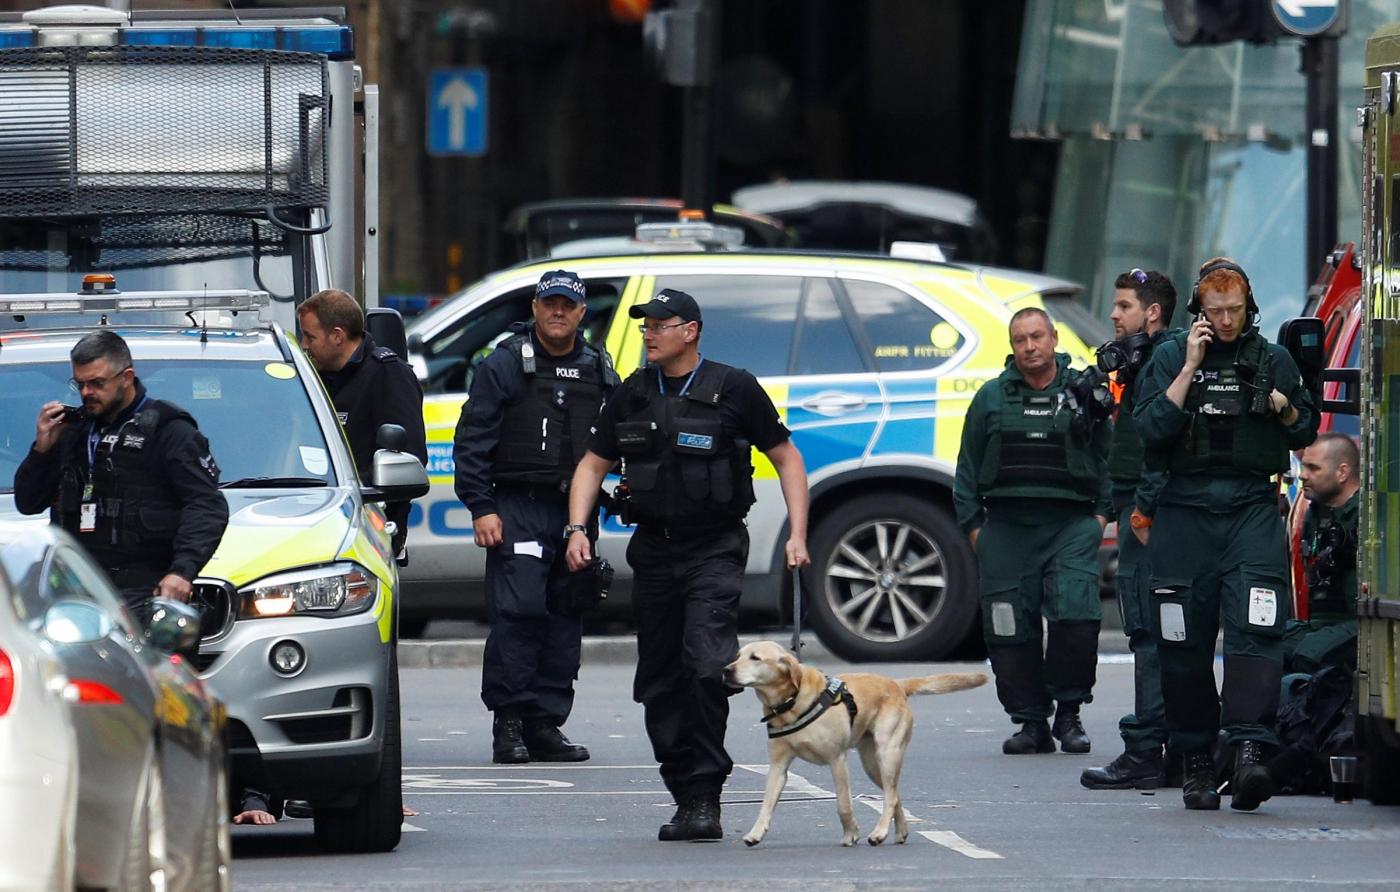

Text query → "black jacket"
[320,334,428,477]
[14,380,229,584]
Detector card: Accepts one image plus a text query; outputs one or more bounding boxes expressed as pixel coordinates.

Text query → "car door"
[640,269,881,579]
[401,273,629,621]
[40,545,155,882]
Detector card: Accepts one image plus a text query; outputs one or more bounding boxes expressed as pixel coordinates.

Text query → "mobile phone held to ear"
[59,405,83,424]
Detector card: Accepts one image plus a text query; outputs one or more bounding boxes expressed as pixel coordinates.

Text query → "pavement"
[397,598,1134,668]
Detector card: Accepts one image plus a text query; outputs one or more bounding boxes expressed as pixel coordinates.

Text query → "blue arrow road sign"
[427,68,487,157]
[1272,0,1341,37]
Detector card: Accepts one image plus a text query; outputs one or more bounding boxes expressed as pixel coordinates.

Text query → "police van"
[401,231,1109,661]
[0,4,412,852]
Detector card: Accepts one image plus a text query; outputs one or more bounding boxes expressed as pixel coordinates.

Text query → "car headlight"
[238,563,379,619]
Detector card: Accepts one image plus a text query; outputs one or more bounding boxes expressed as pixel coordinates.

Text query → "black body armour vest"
[492,333,618,488]
[614,361,756,526]
[55,400,194,574]
[1159,330,1290,477]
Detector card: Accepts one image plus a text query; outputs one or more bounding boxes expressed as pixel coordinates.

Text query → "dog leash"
[790,566,803,655]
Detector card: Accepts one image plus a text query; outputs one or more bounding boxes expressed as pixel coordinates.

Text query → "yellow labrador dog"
[724,640,986,847]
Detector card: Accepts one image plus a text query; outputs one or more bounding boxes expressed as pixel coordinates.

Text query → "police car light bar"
[0,12,354,59]
[0,291,271,316]
[634,220,745,249]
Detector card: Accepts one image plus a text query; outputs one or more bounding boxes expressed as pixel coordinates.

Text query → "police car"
[0,286,429,853]
[401,230,1109,661]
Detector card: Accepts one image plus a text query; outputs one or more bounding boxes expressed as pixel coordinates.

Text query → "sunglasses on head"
[1128,268,1149,284]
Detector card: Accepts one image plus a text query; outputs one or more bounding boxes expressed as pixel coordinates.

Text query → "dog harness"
[763,675,858,739]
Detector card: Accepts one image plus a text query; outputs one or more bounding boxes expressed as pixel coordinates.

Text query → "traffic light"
[1163,0,1266,45]
[1163,0,1346,46]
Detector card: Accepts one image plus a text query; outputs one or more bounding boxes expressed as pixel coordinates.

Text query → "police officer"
[954,307,1111,756]
[1286,432,1359,674]
[14,330,228,618]
[297,288,427,557]
[564,288,810,842]
[454,270,618,764]
[1082,269,1181,790]
[1134,257,1318,812]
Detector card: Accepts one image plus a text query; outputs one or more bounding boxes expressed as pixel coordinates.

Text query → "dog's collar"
[765,675,857,739]
[761,693,800,723]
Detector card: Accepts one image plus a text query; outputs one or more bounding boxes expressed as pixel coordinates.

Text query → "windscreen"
[0,358,334,493]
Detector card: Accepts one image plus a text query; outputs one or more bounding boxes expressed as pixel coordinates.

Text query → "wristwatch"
[1129,509,1153,530]
[563,523,588,537]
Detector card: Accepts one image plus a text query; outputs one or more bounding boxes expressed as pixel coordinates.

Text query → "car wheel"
[807,493,977,662]
[122,746,168,892]
[195,747,231,892]
[313,651,403,853]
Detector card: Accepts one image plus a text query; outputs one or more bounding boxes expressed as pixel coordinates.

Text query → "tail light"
[0,649,12,716]
[64,679,123,705]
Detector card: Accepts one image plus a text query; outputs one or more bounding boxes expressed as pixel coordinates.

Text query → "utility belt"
[635,518,745,540]
[496,481,569,503]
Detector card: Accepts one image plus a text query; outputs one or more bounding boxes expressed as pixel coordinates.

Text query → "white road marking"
[917,829,1003,859]
[738,766,1003,859]
[402,822,427,833]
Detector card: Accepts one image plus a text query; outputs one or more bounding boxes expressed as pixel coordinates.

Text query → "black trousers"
[627,522,747,802]
[480,487,583,723]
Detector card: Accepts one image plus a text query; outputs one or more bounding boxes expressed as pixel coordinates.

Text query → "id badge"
[79,502,97,533]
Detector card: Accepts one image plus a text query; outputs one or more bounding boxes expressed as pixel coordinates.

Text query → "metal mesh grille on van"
[0,45,328,218]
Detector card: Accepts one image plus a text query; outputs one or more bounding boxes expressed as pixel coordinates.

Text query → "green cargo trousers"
[1115,504,1167,753]
[977,511,1103,724]
[1148,502,1290,753]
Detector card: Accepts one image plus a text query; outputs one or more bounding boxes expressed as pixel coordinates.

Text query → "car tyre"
[313,652,403,853]
[195,746,232,892]
[807,493,977,662]
[122,746,167,892]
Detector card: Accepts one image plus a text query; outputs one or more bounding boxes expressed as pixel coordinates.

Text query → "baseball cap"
[628,288,702,326]
[535,270,587,303]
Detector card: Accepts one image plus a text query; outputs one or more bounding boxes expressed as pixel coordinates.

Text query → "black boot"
[523,719,590,762]
[1002,720,1055,755]
[684,795,723,841]
[1230,740,1274,812]
[1080,748,1165,790]
[1052,705,1091,754]
[492,712,530,764]
[658,798,696,841]
[1181,750,1221,810]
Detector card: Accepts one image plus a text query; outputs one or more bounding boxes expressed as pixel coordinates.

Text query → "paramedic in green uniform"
[1285,432,1359,674]
[954,307,1112,757]
[1133,258,1318,812]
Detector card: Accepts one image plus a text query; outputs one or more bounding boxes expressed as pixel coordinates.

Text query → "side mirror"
[43,600,111,645]
[365,306,408,360]
[367,447,430,502]
[145,598,202,657]
[376,422,408,451]
[1276,317,1325,400]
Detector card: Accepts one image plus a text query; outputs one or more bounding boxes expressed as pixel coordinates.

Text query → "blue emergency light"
[0,23,355,58]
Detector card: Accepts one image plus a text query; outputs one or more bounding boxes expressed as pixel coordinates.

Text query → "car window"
[0,536,50,622]
[842,279,966,373]
[418,278,625,395]
[0,359,334,492]
[791,278,865,376]
[648,274,801,378]
[1331,325,1362,438]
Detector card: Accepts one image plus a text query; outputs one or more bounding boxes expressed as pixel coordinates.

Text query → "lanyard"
[657,356,703,398]
[88,395,150,470]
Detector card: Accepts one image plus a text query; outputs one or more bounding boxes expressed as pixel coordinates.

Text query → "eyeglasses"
[637,321,690,335]
[1127,268,1149,284]
[69,366,130,392]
